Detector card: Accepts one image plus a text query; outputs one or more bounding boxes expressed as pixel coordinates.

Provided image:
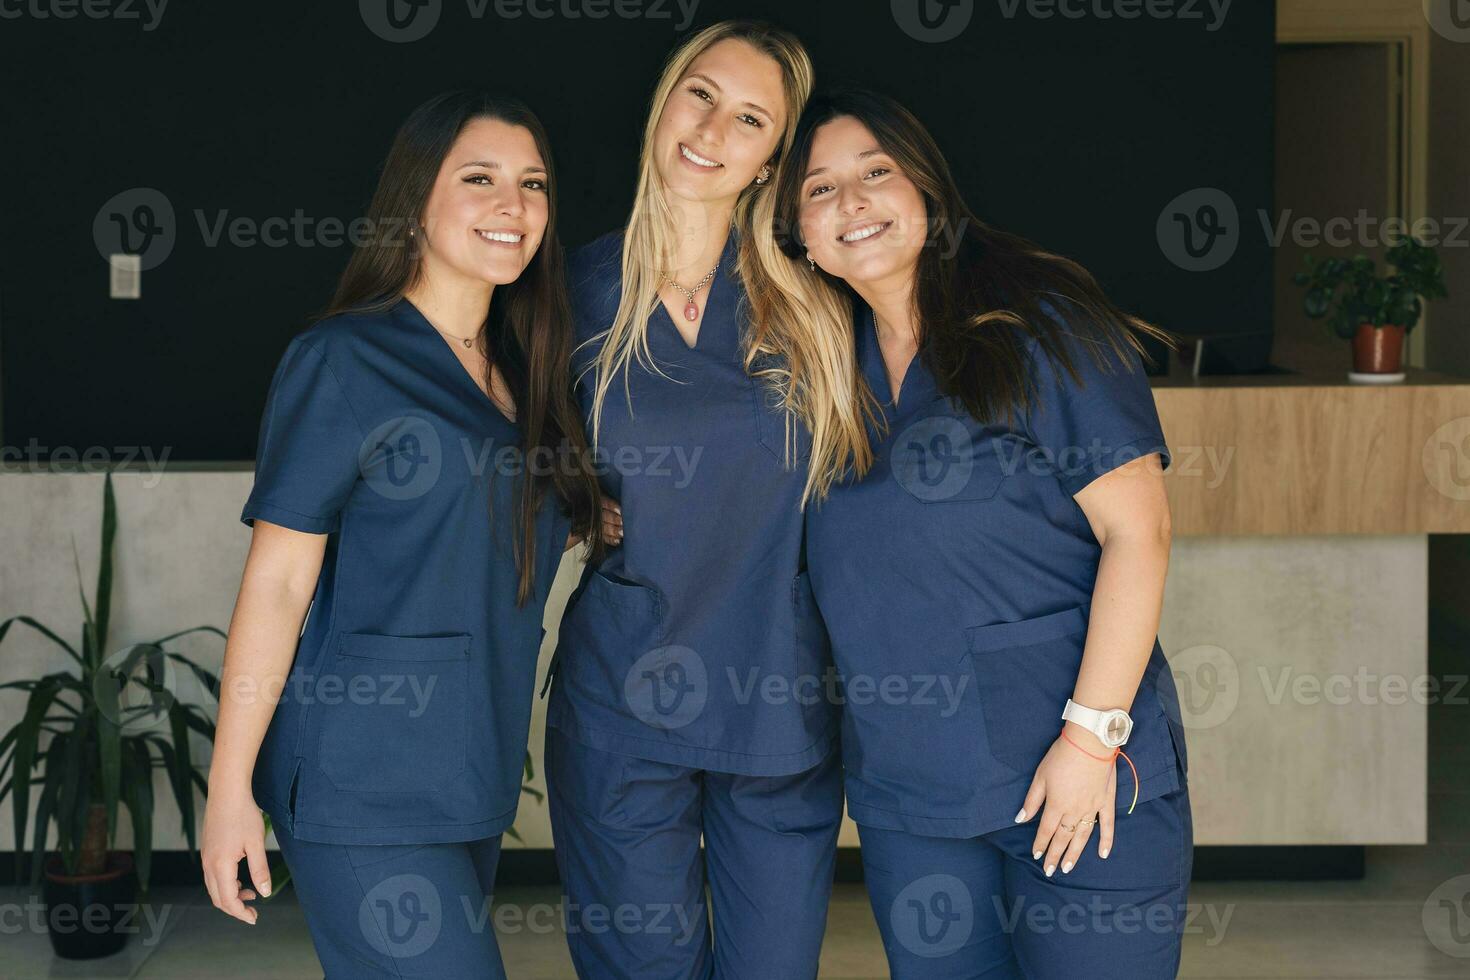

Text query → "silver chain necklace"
[662,261,720,322]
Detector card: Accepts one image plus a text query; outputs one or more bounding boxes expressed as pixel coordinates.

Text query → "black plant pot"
[42,852,137,960]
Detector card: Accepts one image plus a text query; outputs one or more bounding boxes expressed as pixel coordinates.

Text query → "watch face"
[1103,712,1130,746]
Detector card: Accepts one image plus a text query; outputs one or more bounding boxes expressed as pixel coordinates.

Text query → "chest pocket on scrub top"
[752,378,813,465]
[888,405,1006,503]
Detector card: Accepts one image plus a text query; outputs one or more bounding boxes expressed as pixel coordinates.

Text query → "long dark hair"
[773,86,1176,429]
[323,90,603,603]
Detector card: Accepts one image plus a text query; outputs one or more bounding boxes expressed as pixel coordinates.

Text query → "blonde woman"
[541,21,869,980]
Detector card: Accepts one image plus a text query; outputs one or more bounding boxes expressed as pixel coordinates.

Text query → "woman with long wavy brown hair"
[202,90,601,979]
[773,86,1192,979]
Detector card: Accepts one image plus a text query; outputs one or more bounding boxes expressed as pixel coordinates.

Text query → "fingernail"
[1100,847,1110,859]
[1044,864,1055,877]
[1062,861,1073,874]
[260,883,271,897]
[1032,850,1042,860]
[1014,809,1027,823]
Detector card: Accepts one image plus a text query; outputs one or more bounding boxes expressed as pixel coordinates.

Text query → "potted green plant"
[0,471,224,959]
[1293,236,1448,380]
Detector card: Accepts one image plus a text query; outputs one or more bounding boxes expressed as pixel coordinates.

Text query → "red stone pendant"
[683,302,699,322]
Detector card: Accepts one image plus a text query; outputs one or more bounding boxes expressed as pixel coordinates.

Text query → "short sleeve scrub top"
[805,304,1190,839]
[241,299,571,845]
[545,231,836,776]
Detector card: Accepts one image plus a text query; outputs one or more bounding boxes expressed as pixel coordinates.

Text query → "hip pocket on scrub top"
[963,606,1090,774]
[315,632,471,794]
[964,609,1178,785]
[580,568,664,621]
[560,570,668,703]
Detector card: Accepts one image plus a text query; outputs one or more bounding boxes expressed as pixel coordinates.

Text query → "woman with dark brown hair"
[200,90,601,978]
[769,86,1193,979]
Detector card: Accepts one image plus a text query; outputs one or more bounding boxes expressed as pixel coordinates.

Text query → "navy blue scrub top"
[241,299,570,845]
[806,303,1189,839]
[546,230,836,776]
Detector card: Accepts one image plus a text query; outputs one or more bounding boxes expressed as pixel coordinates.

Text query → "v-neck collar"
[653,233,742,357]
[394,297,519,430]
[856,303,935,414]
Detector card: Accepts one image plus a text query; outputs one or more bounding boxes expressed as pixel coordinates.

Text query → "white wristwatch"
[1061,699,1133,748]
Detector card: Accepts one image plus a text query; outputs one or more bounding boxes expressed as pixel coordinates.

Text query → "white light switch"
[110,254,141,299]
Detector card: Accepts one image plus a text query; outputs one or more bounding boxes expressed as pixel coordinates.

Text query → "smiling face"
[798,115,929,292]
[651,37,787,205]
[417,116,549,290]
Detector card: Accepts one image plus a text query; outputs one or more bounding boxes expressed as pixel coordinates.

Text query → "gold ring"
[1059,822,1076,833]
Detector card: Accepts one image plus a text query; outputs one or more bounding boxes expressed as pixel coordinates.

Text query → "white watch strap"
[1061,698,1106,734]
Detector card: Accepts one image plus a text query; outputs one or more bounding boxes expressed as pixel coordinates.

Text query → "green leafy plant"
[1293,237,1448,339]
[506,753,544,844]
[0,471,223,891]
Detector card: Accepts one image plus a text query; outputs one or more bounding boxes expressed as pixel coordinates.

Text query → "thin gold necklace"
[433,326,478,350]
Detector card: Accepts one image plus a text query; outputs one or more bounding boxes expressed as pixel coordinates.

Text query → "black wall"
[1,0,1274,462]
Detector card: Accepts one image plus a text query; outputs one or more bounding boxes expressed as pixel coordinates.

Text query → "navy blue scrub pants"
[545,727,843,979]
[858,782,1193,979]
[273,823,507,979]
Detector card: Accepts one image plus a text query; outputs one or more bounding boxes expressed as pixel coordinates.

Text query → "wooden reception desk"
[1154,369,1470,536]
[1148,369,1470,847]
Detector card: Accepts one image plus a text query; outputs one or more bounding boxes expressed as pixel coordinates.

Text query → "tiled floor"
[7,796,1467,979]
[5,848,1470,979]
[5,635,1467,978]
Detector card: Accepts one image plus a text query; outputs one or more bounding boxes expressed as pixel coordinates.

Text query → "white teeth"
[680,144,721,168]
[841,222,890,243]
[476,230,522,243]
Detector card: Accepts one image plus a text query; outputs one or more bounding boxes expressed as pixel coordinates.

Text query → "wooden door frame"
[1277,1,1432,366]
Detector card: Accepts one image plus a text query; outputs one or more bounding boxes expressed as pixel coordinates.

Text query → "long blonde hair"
[585,20,873,505]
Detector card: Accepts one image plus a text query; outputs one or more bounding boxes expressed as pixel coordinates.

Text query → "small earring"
[808,255,816,272]
[755,165,772,186]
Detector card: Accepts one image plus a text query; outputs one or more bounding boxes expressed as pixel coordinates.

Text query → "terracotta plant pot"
[1351,323,1405,374]
[41,851,137,960]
